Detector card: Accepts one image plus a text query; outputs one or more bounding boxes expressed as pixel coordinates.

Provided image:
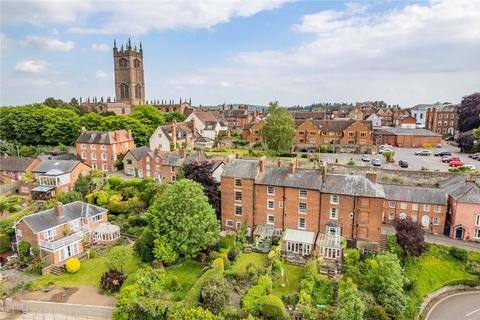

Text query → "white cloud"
[23,36,74,52]
[14,60,49,74]
[95,70,109,80]
[90,43,110,52]
[2,0,287,35]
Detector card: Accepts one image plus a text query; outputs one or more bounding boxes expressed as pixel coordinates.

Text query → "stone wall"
[4,299,114,318]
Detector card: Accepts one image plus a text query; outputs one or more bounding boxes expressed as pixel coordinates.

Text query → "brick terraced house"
[382,184,448,234]
[76,129,135,172]
[221,158,385,260]
[14,201,120,273]
[0,156,38,182]
[242,119,267,144]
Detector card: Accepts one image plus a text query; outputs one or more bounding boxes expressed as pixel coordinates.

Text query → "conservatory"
[92,222,121,244]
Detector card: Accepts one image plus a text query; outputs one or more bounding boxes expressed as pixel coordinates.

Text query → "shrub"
[261,295,288,319]
[181,258,224,307]
[449,247,468,262]
[319,145,329,153]
[364,304,389,320]
[200,278,230,314]
[347,158,356,166]
[171,275,180,291]
[107,176,125,190]
[242,275,273,316]
[153,236,178,265]
[100,269,125,293]
[106,246,133,271]
[169,306,223,320]
[18,241,32,265]
[0,233,10,254]
[228,248,237,261]
[218,252,231,269]
[89,249,97,258]
[65,257,81,273]
[134,227,155,262]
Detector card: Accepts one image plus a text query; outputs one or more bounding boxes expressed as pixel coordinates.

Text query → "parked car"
[398,160,408,168]
[468,153,480,159]
[361,155,371,162]
[463,164,476,170]
[443,156,460,163]
[372,158,382,166]
[444,136,454,141]
[434,151,452,157]
[378,145,393,154]
[449,161,465,167]
[415,150,431,156]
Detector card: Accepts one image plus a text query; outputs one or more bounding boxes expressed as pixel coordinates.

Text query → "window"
[439,114,443,118]
[267,200,275,210]
[69,219,80,231]
[299,131,305,136]
[102,163,108,171]
[327,226,340,237]
[423,204,430,211]
[279,201,283,208]
[81,144,86,149]
[234,178,242,187]
[329,208,338,220]
[170,166,175,173]
[400,202,407,209]
[267,186,275,195]
[92,214,102,222]
[388,212,395,220]
[299,203,307,214]
[267,215,275,225]
[434,205,441,213]
[475,230,480,239]
[101,153,107,160]
[411,215,417,222]
[348,131,355,137]
[412,203,419,210]
[476,214,480,227]
[171,175,176,181]
[90,144,96,150]
[101,145,107,150]
[91,153,96,160]
[81,152,87,160]
[298,218,306,229]
[360,131,367,137]
[399,212,407,219]
[432,217,440,225]
[299,190,307,198]
[310,131,316,136]
[17,229,22,237]
[236,222,241,230]
[226,220,233,227]
[389,201,396,208]
[43,228,57,241]
[120,83,129,99]
[235,206,242,216]
[330,195,339,204]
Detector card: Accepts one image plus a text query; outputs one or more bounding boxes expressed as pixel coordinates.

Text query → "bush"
[0,233,10,254]
[200,278,230,314]
[107,176,125,190]
[89,249,97,258]
[449,247,468,262]
[242,275,273,316]
[261,295,288,319]
[65,257,81,273]
[364,304,389,320]
[134,227,155,262]
[106,246,133,271]
[347,158,356,166]
[228,248,237,262]
[100,269,125,293]
[153,236,178,265]
[319,145,329,153]
[18,241,32,265]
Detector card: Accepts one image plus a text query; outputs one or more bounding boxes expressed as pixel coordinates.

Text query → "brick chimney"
[288,158,297,174]
[179,148,186,159]
[321,162,327,182]
[55,202,64,217]
[366,172,377,183]
[190,118,196,136]
[259,156,266,172]
[172,120,177,150]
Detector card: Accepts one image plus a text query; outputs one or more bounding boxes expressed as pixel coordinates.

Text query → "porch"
[315,232,344,261]
[282,228,315,258]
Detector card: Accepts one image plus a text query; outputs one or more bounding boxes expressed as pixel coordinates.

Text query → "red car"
[449,161,464,167]
[443,156,460,163]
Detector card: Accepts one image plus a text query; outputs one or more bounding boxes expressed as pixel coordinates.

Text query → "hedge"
[242,275,273,316]
[181,258,225,307]
[261,295,288,319]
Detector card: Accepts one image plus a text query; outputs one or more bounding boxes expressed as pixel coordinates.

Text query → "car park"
[372,158,382,166]
[414,150,431,156]
[361,155,371,162]
[434,151,452,157]
[449,161,464,167]
[443,156,460,163]
[398,160,408,168]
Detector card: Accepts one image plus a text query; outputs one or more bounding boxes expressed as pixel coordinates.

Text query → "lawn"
[231,252,265,274]
[272,264,303,298]
[404,244,479,318]
[163,259,204,300]
[32,254,141,289]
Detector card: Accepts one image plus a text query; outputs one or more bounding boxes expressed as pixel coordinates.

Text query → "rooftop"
[0,156,35,172]
[375,127,441,137]
[382,184,447,205]
[31,159,85,174]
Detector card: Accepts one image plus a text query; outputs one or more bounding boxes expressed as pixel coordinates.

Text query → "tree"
[79,112,105,130]
[100,269,125,293]
[73,174,96,197]
[106,246,133,271]
[183,161,221,219]
[335,278,365,320]
[200,278,230,314]
[42,108,81,145]
[261,295,288,319]
[131,105,165,129]
[382,150,394,162]
[153,236,178,265]
[18,240,32,265]
[101,115,151,146]
[261,101,295,152]
[164,112,186,123]
[169,306,223,320]
[147,179,219,257]
[56,191,83,204]
[394,217,427,259]
[457,92,480,133]
[0,195,21,216]
[134,227,156,262]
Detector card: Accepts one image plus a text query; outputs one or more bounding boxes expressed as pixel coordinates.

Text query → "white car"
[463,164,476,170]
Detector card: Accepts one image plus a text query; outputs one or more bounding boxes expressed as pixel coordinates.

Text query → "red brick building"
[425,104,458,137]
[75,129,135,172]
[373,127,441,147]
[0,156,38,182]
[242,119,267,144]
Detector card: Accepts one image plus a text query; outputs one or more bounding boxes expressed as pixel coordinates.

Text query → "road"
[317,142,479,172]
[426,291,480,320]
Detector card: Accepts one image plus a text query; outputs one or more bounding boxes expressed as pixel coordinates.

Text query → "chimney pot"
[366,171,377,183]
[55,202,64,217]
[259,156,266,172]
[322,162,327,182]
[288,158,297,174]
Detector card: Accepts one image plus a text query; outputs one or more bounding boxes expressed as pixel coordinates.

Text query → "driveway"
[317,141,479,172]
[426,291,480,320]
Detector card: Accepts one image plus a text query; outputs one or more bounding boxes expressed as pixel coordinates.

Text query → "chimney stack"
[321,162,327,182]
[366,171,377,183]
[259,156,266,172]
[55,202,64,217]
[172,120,177,150]
[288,158,297,174]
[277,160,282,168]
[179,148,186,159]
[190,118,196,136]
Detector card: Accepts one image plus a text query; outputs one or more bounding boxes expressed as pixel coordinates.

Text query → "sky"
[1,0,479,107]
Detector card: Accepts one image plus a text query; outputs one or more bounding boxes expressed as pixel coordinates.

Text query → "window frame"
[298,203,307,214]
[329,207,339,220]
[267,199,275,210]
[330,195,339,205]
[267,186,275,195]
[299,189,308,199]
[298,218,306,230]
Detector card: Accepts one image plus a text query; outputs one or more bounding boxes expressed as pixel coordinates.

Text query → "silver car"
[372,158,382,166]
[361,155,371,162]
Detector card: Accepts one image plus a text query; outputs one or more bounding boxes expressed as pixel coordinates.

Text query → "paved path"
[382,225,480,252]
[426,291,480,320]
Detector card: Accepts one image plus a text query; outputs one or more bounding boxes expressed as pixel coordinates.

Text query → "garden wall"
[4,299,114,318]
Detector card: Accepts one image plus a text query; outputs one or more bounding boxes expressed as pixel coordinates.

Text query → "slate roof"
[76,131,112,144]
[184,150,207,165]
[256,167,323,190]
[222,159,259,179]
[158,122,192,142]
[128,146,152,160]
[0,156,34,172]
[439,176,480,204]
[376,127,441,137]
[382,184,447,205]
[321,174,385,198]
[20,201,107,233]
[244,119,266,130]
[224,109,248,118]
[31,160,83,174]
[296,119,372,132]
[194,111,225,124]
[291,111,326,120]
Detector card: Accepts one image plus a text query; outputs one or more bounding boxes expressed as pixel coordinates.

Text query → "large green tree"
[42,108,81,145]
[335,278,365,320]
[101,115,151,146]
[261,101,295,152]
[131,105,165,129]
[146,179,219,257]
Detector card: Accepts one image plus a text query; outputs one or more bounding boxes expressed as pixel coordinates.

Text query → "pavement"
[426,291,480,320]
[317,142,479,172]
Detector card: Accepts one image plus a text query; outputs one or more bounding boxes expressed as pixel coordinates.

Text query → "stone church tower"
[113,39,145,105]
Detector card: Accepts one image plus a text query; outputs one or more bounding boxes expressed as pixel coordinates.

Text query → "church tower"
[113,39,145,105]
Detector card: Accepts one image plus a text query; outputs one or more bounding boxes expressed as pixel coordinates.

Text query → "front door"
[421,215,430,228]
[455,227,463,239]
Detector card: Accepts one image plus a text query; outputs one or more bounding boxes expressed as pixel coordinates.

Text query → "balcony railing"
[39,231,84,251]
